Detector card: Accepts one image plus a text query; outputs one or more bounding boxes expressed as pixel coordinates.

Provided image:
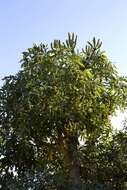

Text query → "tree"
[108,126,127,189]
[0,33,127,189]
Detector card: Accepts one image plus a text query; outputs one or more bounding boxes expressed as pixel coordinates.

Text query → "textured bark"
[56,131,82,190]
[68,159,81,190]
[66,133,82,190]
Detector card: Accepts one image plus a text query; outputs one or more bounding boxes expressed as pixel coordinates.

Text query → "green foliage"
[1,33,127,189]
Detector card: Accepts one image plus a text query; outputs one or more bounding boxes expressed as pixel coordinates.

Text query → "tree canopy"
[0,33,127,189]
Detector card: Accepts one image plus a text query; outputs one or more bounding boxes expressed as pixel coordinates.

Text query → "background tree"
[0,33,127,190]
[109,124,127,189]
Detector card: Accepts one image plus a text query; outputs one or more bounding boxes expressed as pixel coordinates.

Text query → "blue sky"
[1,0,127,81]
[0,0,127,128]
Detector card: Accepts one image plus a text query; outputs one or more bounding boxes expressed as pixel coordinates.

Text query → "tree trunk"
[65,133,82,190]
[68,159,81,190]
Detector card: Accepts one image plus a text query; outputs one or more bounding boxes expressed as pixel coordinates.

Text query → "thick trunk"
[56,131,82,190]
[65,133,82,190]
[68,159,81,190]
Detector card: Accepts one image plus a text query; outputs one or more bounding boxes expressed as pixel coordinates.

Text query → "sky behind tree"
[0,0,127,128]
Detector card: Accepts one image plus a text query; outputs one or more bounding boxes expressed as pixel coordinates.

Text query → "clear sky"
[0,0,127,128]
